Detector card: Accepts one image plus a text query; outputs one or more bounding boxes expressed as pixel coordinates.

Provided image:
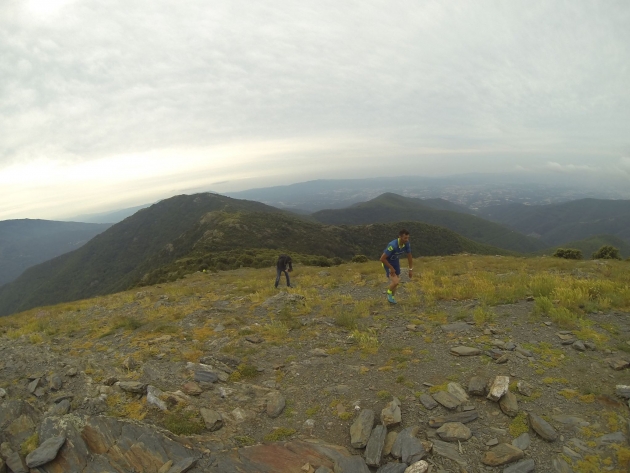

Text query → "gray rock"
[383,431,397,456]
[607,358,630,370]
[431,439,467,466]
[334,455,370,473]
[515,346,533,357]
[350,409,375,448]
[511,433,530,451]
[419,394,438,410]
[166,456,197,473]
[401,433,426,465]
[503,458,535,473]
[391,426,419,459]
[146,385,168,411]
[450,346,481,356]
[505,341,517,350]
[562,446,582,461]
[28,378,40,394]
[436,422,471,442]
[428,410,478,428]
[431,391,461,410]
[551,415,589,427]
[47,399,71,416]
[381,398,401,427]
[49,375,63,391]
[200,408,223,431]
[6,451,27,473]
[403,461,429,473]
[481,443,524,466]
[376,464,407,473]
[572,340,586,351]
[528,413,558,442]
[499,391,519,417]
[118,381,146,393]
[194,370,219,383]
[596,431,626,446]
[265,391,286,418]
[486,438,499,446]
[365,425,387,467]
[26,436,66,468]
[616,385,630,399]
[441,323,471,333]
[468,376,487,396]
[447,382,468,402]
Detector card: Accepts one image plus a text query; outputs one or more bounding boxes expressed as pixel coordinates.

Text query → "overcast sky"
[1,0,629,220]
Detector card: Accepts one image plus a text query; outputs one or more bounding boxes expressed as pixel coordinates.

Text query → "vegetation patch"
[163,409,204,435]
[263,427,296,442]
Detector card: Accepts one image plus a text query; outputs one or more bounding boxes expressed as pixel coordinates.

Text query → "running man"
[379,229,413,304]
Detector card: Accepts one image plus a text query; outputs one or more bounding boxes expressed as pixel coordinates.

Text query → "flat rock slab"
[441,323,471,333]
[529,413,558,442]
[616,385,630,399]
[447,383,468,402]
[118,381,146,393]
[350,410,375,448]
[551,415,589,427]
[391,426,419,459]
[428,410,478,428]
[431,391,461,410]
[450,346,481,356]
[431,439,467,466]
[607,358,630,370]
[511,433,530,451]
[481,443,524,466]
[436,422,471,442]
[365,425,387,467]
[419,394,438,410]
[503,458,535,473]
[26,435,66,468]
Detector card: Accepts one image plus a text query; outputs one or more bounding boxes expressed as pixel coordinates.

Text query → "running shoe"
[387,293,397,304]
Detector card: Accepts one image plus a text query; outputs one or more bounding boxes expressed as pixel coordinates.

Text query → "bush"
[553,248,582,260]
[592,245,621,260]
[352,255,369,263]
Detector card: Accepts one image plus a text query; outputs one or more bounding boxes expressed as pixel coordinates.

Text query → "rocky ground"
[1,263,630,473]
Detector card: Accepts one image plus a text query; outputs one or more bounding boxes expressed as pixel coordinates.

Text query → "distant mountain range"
[311,193,546,254]
[480,198,630,246]
[0,220,111,286]
[0,193,508,317]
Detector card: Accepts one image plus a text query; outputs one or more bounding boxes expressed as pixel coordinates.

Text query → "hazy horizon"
[2,1,629,220]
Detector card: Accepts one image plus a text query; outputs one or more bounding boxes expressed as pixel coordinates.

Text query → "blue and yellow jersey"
[383,238,411,262]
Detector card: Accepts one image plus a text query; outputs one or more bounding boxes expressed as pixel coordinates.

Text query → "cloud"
[543,162,594,173]
[1,0,630,218]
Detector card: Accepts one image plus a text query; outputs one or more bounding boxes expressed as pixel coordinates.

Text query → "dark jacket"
[276,255,293,271]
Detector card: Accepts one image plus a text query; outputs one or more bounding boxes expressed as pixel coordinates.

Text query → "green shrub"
[553,248,582,260]
[352,255,369,263]
[592,245,621,260]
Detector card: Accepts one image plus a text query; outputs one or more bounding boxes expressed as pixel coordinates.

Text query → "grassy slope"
[0,196,510,317]
[311,193,546,253]
[481,198,630,245]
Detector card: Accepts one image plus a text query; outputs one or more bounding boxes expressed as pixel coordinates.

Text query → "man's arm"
[407,253,413,278]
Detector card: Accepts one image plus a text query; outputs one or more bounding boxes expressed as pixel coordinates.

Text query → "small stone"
[607,358,630,370]
[516,381,533,397]
[214,324,225,332]
[447,383,468,402]
[266,391,286,418]
[245,334,263,344]
[181,382,203,396]
[194,370,219,383]
[0,388,6,398]
[486,438,499,446]
[487,376,510,401]
[200,408,223,431]
[122,357,138,371]
[118,381,146,393]
[499,391,519,417]
[616,385,630,399]
[468,376,487,396]
[66,368,78,377]
[450,346,481,356]
[381,398,402,427]
[146,385,168,411]
[572,340,586,351]
[404,460,429,473]
[49,375,63,391]
[310,348,329,357]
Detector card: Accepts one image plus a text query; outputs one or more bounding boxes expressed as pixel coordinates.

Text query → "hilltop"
[538,234,630,259]
[0,255,629,472]
[311,193,546,253]
[0,193,509,318]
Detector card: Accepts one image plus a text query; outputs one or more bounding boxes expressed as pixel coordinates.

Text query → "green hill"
[0,219,111,286]
[0,193,510,317]
[537,234,630,259]
[481,198,630,245]
[311,193,546,253]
